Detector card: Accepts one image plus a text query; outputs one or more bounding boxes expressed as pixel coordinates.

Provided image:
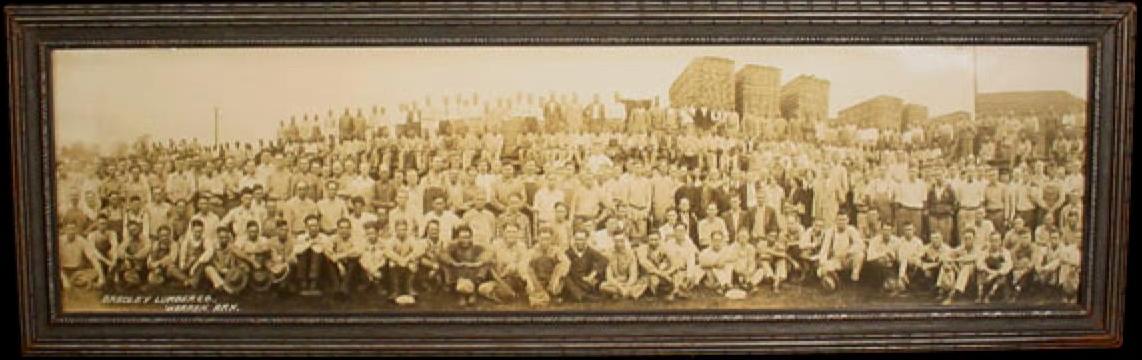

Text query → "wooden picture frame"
[7,1,1134,356]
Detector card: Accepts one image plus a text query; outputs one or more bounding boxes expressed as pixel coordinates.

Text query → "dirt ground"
[63,275,1071,314]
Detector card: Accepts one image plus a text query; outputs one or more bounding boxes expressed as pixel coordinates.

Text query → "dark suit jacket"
[711,184,747,214]
[749,206,782,237]
[927,184,957,217]
[565,247,609,280]
[721,209,751,240]
[673,185,702,213]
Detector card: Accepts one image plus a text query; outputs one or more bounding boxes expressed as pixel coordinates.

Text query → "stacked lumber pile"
[735,64,782,120]
[668,56,735,110]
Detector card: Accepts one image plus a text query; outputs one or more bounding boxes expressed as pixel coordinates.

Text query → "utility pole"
[972,47,979,122]
[213,106,220,147]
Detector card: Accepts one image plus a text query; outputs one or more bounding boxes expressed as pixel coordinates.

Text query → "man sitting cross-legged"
[816,213,866,291]
[976,232,1013,304]
[560,227,609,303]
[479,223,532,303]
[526,226,572,306]
[697,230,736,294]
[440,225,491,306]
[384,219,427,302]
[600,234,648,300]
[143,225,184,291]
[325,218,364,298]
[750,230,793,293]
[635,231,681,300]
[356,221,388,296]
[203,226,255,295]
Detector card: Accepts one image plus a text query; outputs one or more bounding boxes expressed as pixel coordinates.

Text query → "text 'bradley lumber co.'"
[101,294,240,313]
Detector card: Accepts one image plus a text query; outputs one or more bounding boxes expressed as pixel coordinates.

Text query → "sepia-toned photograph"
[51,45,1089,314]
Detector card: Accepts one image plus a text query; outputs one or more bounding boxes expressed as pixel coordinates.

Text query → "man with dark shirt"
[927,167,958,246]
[440,225,490,306]
[562,228,609,302]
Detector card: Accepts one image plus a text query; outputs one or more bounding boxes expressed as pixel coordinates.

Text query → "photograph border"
[8,1,1134,355]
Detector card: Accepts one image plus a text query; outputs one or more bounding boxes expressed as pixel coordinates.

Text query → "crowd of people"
[55,92,1086,308]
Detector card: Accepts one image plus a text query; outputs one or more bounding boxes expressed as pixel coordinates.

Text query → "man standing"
[166,158,197,204]
[866,168,897,229]
[750,189,782,239]
[423,196,462,246]
[533,174,566,224]
[542,93,565,134]
[984,169,1010,233]
[895,167,928,237]
[265,154,295,202]
[721,195,750,242]
[282,182,319,235]
[316,181,349,234]
[583,94,606,134]
[221,189,262,240]
[697,203,728,248]
[649,161,680,222]
[927,167,958,246]
[955,166,988,243]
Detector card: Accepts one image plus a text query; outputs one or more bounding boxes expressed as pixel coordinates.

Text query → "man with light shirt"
[817,212,866,289]
[697,203,728,249]
[281,182,319,235]
[533,174,566,224]
[292,215,332,296]
[422,196,462,246]
[220,189,262,240]
[265,153,294,202]
[955,165,988,243]
[621,159,653,224]
[316,181,349,234]
[894,167,928,238]
[345,196,378,242]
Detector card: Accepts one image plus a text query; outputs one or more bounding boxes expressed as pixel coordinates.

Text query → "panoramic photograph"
[51,45,1088,313]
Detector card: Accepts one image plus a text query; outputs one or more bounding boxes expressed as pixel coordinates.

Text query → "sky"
[52,45,1087,146]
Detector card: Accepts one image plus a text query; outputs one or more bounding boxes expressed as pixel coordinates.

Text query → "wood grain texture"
[6,1,1134,355]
